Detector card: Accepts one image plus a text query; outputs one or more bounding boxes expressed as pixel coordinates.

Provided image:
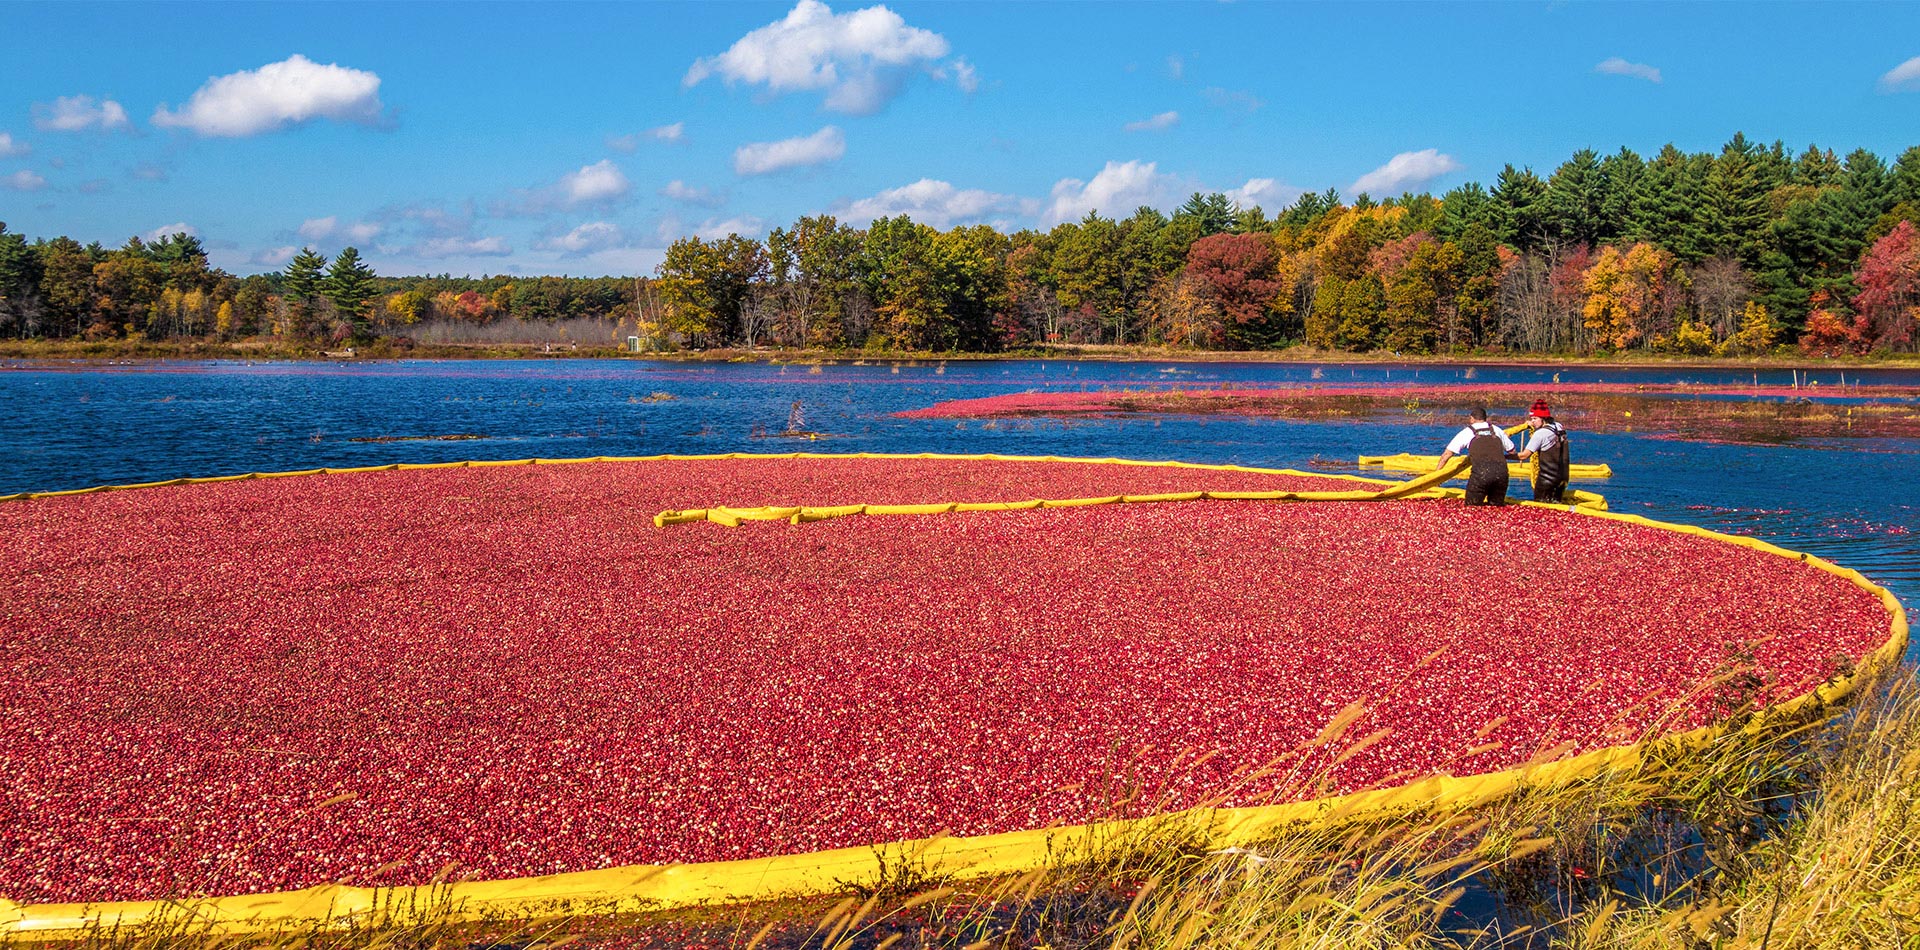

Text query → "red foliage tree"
[1549,244,1593,310]
[1799,290,1874,357]
[1184,233,1283,327]
[1367,231,1433,283]
[454,290,493,323]
[1852,219,1920,350]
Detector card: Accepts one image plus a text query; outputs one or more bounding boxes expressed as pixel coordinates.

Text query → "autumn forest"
[3,134,1919,358]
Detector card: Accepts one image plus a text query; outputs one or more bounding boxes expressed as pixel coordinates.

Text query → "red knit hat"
[1530,399,1552,418]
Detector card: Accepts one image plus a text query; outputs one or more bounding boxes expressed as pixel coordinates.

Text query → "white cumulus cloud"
[1224,178,1304,212]
[4,169,47,191]
[1595,57,1662,83]
[694,216,768,240]
[32,95,130,132]
[1202,87,1263,114]
[0,132,28,157]
[952,58,979,94]
[298,216,383,242]
[153,54,385,137]
[1045,160,1177,225]
[297,216,337,239]
[661,179,724,206]
[1349,149,1463,197]
[541,221,626,254]
[143,222,197,242]
[1124,111,1180,133]
[685,0,959,114]
[734,126,846,176]
[560,159,632,205]
[254,246,299,268]
[608,122,686,152]
[1880,56,1920,92]
[839,179,1027,228]
[410,236,512,258]
[655,214,769,243]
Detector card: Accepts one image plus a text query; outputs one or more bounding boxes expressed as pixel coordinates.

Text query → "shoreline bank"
[4,338,1920,372]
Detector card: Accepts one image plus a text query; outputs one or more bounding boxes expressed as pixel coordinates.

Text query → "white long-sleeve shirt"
[1444,422,1514,456]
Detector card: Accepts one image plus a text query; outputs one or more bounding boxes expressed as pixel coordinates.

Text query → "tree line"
[3,133,1918,356]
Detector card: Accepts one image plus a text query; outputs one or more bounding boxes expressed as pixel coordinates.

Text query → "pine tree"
[1792,145,1841,188]
[1546,149,1606,247]
[1704,134,1769,266]
[1490,165,1549,251]
[1598,148,1646,242]
[283,247,328,301]
[1633,145,1710,262]
[1891,146,1920,207]
[1436,183,1494,242]
[1173,192,1235,237]
[323,247,378,333]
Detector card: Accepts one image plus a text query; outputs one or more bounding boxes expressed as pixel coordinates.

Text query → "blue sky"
[3,1,1918,277]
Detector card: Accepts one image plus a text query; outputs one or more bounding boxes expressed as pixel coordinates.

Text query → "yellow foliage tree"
[215,301,234,336]
[1581,243,1674,350]
[1145,272,1223,347]
[1717,301,1778,356]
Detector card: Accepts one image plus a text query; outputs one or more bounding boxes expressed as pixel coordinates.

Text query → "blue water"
[4,358,1915,656]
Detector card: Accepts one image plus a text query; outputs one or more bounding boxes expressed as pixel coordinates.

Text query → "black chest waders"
[1464,423,1509,506]
[1534,423,1570,503]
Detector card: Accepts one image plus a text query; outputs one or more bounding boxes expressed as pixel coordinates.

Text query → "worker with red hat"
[1513,399,1571,503]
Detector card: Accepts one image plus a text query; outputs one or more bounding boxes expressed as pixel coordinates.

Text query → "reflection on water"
[4,358,1915,657]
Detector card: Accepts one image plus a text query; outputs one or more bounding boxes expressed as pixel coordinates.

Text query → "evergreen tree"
[1598,148,1646,242]
[1394,193,1445,236]
[1792,145,1841,188]
[1704,134,1770,266]
[1173,192,1235,237]
[1891,145,1920,207]
[1118,207,1178,322]
[1546,149,1606,247]
[323,247,378,334]
[0,223,45,337]
[1633,144,1710,261]
[282,247,328,301]
[1436,183,1495,242]
[1756,139,1793,195]
[1490,165,1549,251]
[37,236,96,338]
[1833,148,1893,237]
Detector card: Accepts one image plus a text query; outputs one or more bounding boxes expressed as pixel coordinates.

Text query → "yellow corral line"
[0,454,1901,938]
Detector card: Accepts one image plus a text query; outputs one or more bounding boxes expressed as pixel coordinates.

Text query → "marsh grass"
[14,668,1918,950]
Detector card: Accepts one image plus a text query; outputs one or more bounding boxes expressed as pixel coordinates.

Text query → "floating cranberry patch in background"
[896,385,1920,445]
[0,458,1890,903]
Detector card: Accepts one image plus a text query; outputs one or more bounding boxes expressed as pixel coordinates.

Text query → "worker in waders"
[1436,406,1515,506]
[1514,399,1571,503]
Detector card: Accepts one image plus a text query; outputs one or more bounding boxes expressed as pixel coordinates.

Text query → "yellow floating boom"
[1358,453,1613,480]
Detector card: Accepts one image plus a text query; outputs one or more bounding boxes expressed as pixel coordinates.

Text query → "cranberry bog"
[896,382,1920,445]
[0,454,1905,937]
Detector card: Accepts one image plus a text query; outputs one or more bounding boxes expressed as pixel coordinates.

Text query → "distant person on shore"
[1436,406,1514,506]
[1514,399,1571,503]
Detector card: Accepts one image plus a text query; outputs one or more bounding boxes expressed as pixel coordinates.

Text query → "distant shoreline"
[2,337,1917,373]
